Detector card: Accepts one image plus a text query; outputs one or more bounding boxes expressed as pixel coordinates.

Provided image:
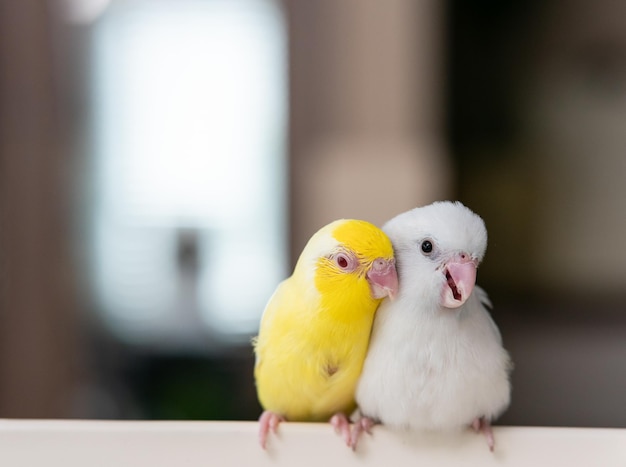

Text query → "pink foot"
[330,413,352,447]
[471,417,495,452]
[350,416,376,450]
[258,411,285,449]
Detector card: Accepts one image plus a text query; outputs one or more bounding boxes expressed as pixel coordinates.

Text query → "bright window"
[88,0,287,348]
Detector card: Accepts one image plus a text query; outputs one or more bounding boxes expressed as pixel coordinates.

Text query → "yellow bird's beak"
[366,258,398,300]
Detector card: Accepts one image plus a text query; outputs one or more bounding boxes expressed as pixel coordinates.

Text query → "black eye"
[421,240,433,254]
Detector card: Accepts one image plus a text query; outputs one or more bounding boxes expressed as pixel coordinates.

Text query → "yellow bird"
[253,219,398,448]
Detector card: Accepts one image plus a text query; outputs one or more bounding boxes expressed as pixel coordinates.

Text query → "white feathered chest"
[356,287,511,431]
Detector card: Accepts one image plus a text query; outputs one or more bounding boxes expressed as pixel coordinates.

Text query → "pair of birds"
[253,201,512,451]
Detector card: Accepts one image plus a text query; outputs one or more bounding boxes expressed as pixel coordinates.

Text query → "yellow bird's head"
[294,219,398,315]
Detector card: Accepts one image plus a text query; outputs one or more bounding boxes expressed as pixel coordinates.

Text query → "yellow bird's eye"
[333,252,357,272]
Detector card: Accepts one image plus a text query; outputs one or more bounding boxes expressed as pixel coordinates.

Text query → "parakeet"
[253,219,398,449]
[353,201,511,451]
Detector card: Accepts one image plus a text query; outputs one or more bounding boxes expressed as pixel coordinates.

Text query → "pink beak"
[367,258,399,300]
[441,253,477,309]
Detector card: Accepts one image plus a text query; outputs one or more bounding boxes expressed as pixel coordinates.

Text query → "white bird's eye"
[420,239,434,255]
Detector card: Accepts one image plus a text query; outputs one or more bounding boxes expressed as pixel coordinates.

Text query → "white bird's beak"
[367,258,399,300]
[441,253,477,309]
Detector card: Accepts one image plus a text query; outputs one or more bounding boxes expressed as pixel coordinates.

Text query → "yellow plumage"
[253,219,396,422]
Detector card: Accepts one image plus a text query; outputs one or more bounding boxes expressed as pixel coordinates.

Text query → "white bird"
[353,201,512,451]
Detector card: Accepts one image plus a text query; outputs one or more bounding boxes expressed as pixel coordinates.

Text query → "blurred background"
[0,0,624,427]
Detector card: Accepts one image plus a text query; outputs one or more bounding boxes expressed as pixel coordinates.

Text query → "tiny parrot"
[253,219,398,448]
[353,201,512,451]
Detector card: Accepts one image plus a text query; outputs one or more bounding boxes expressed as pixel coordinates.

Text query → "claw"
[258,411,285,449]
[350,416,376,450]
[471,417,495,452]
[330,413,352,447]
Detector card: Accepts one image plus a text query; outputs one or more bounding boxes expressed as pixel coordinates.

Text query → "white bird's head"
[383,201,487,310]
